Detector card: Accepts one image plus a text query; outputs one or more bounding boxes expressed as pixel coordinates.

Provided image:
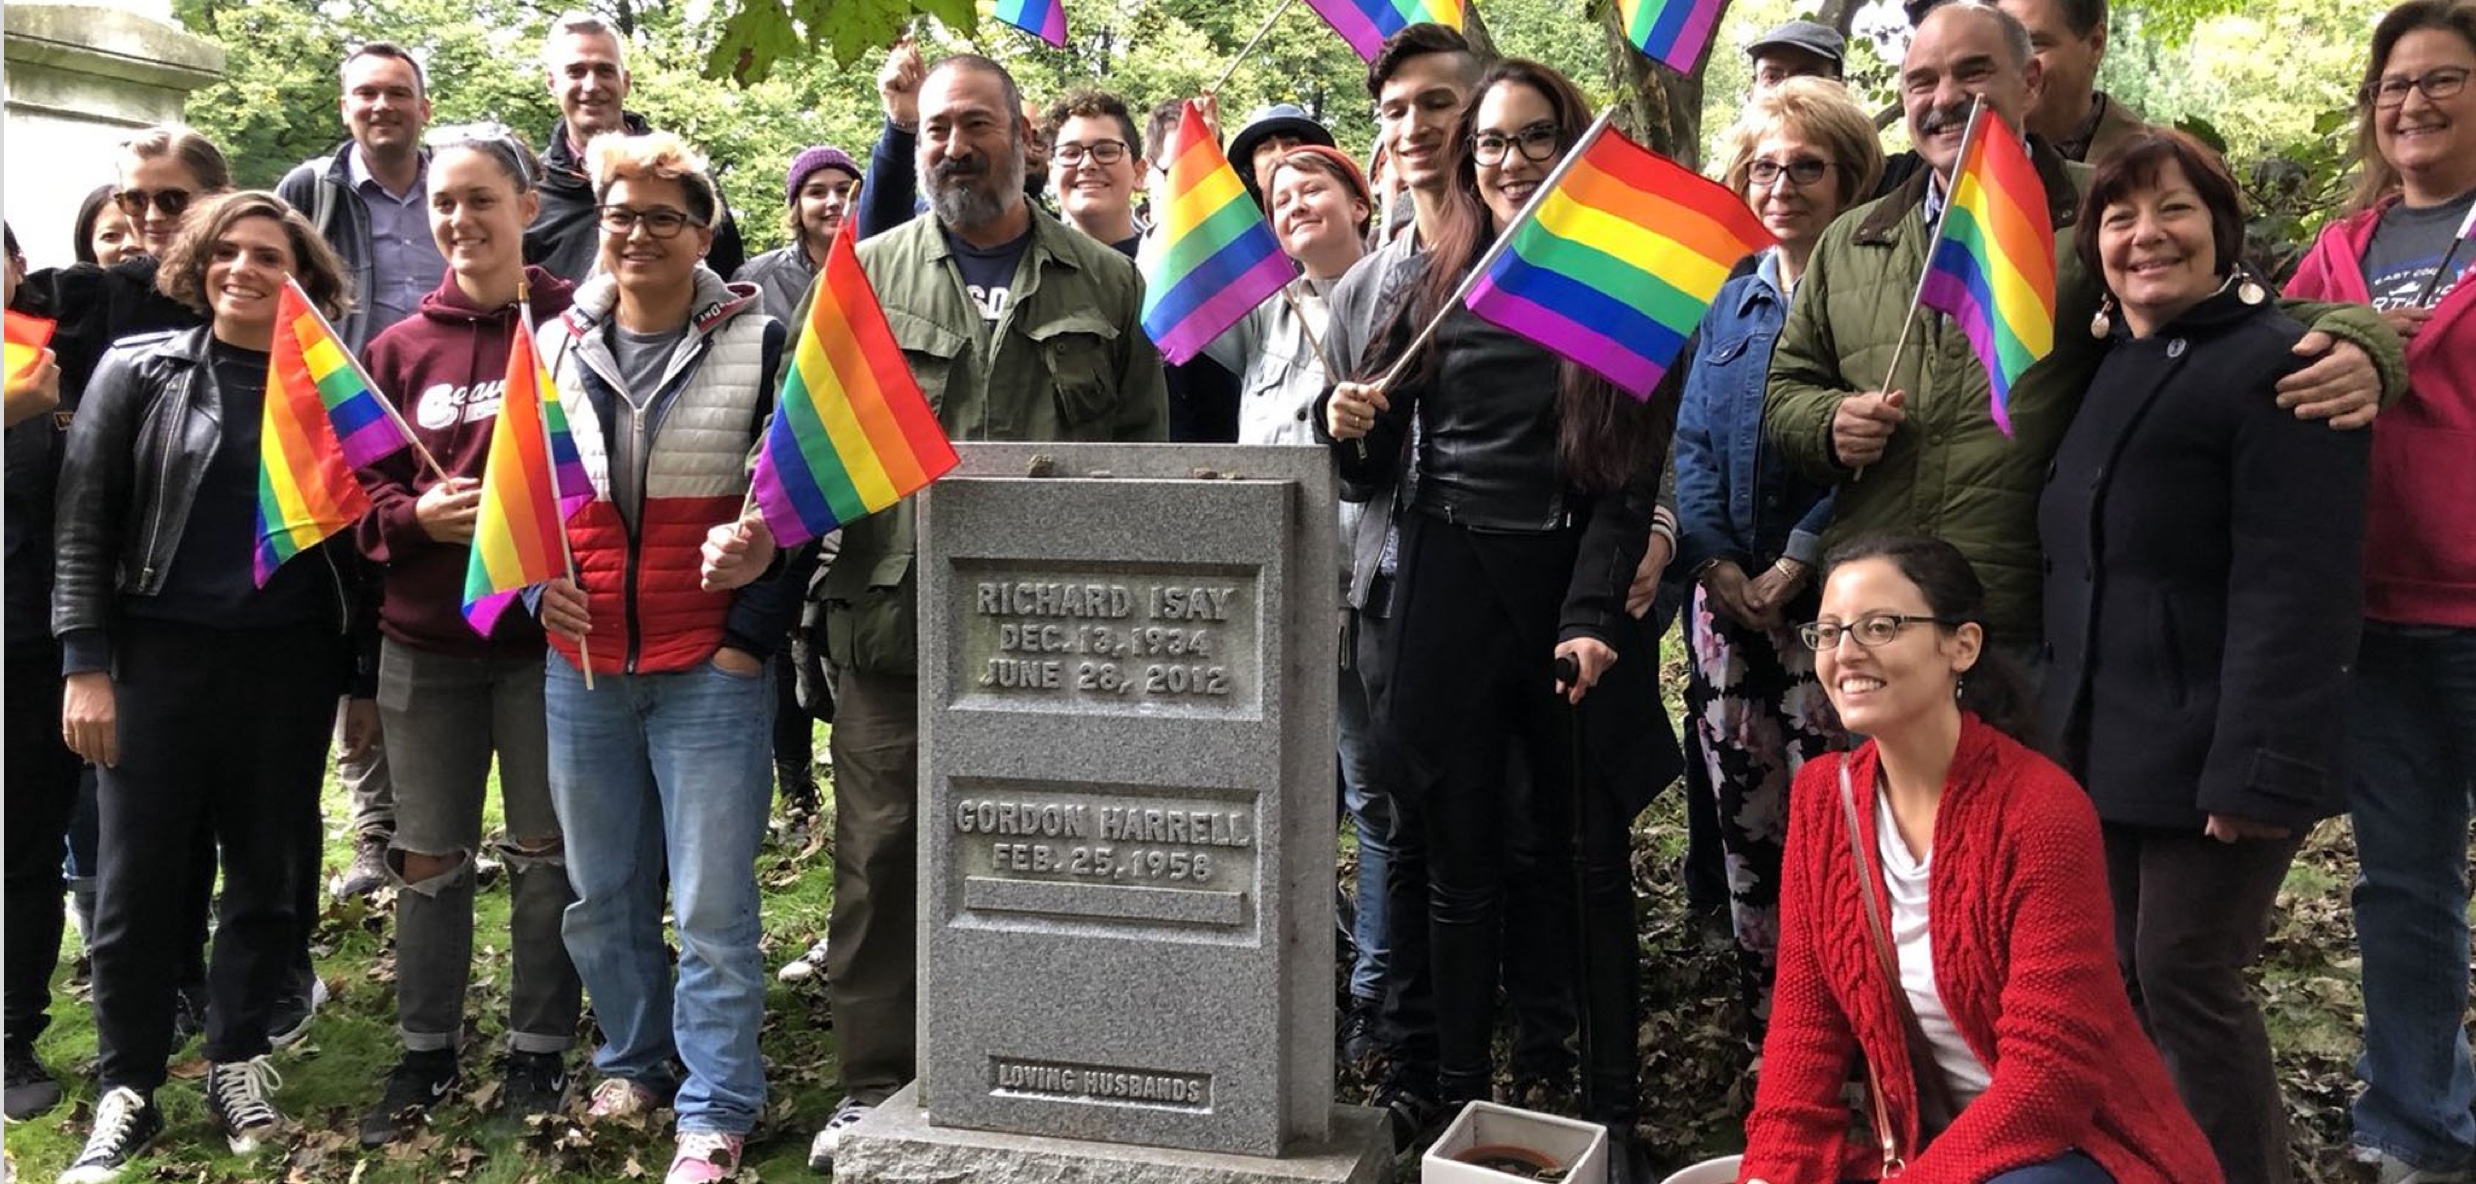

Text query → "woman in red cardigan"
[1740,535,2220,1184]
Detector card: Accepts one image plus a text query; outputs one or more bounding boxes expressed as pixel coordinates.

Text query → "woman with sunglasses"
[1672,77,1880,1053]
[349,127,584,1147]
[531,131,796,1184]
[1322,60,1669,1143]
[1742,536,2218,1184]
[53,192,378,1183]
[2283,6,2476,1180]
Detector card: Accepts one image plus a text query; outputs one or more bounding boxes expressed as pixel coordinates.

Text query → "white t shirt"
[1876,792,1993,1110]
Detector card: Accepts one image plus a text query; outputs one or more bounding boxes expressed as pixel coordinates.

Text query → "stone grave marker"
[835,441,1386,1184]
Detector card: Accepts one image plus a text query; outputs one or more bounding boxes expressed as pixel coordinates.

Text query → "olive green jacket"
[821,209,1169,677]
[1765,139,2404,644]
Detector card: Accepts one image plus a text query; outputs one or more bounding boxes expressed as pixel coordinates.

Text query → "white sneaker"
[2375,1156,2476,1184]
[59,1087,163,1183]
[777,936,831,983]
[806,1098,871,1170]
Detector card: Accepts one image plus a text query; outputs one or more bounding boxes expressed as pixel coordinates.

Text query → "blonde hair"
[587,131,719,226]
[1718,77,1885,209]
[123,125,232,194]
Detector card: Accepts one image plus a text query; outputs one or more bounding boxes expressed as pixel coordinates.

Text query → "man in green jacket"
[802,52,1167,1171]
[1765,1,2401,647]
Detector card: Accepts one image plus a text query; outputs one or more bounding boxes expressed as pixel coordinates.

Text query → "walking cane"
[1552,653,1597,1124]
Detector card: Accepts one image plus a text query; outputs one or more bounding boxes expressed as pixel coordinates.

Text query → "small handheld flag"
[1303,0,1465,62]
[5,309,55,381]
[1914,103,2056,437]
[462,311,592,637]
[1613,0,1731,75]
[257,279,411,585]
[995,0,1069,47]
[749,218,959,551]
[1463,115,1776,398]
[1140,101,1296,366]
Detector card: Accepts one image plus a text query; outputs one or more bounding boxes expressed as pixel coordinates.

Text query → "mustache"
[933,155,990,182]
[1916,101,1975,137]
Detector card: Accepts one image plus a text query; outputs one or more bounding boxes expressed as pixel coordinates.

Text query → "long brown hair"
[1359,59,1669,493]
[2348,0,2476,211]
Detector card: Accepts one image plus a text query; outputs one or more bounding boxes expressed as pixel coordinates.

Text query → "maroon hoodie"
[358,266,575,658]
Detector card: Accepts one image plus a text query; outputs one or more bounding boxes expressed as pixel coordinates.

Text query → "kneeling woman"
[55,192,378,1180]
[532,132,796,1184]
[1740,537,2219,1184]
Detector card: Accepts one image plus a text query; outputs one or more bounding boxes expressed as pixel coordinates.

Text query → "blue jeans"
[1338,661,1391,1004]
[546,654,775,1135]
[2347,624,2476,1173]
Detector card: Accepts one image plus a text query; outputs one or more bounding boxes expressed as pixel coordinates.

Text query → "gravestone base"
[835,1084,1391,1184]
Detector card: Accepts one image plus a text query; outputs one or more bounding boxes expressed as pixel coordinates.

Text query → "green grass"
[4,707,2462,1183]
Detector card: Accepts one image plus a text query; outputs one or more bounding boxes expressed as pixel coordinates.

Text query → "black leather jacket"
[51,326,379,692]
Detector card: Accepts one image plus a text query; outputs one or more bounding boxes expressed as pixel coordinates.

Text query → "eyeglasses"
[2362,65,2471,107]
[598,205,703,238]
[1748,157,1833,189]
[116,188,193,218]
[1054,139,1129,166]
[1795,612,1957,651]
[1470,124,1562,166]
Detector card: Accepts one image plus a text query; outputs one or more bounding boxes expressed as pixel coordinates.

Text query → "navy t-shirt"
[943,226,1032,322]
[2362,190,2476,310]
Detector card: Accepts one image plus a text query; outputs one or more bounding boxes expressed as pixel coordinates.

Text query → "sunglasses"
[116,188,194,218]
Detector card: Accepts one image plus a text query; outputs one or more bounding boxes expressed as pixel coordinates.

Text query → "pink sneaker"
[665,1132,743,1184]
[585,1078,660,1122]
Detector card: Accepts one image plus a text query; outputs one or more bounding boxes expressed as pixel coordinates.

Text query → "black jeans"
[91,618,340,1090]
[1379,514,1640,1110]
[5,644,85,1050]
[2103,822,2305,1184]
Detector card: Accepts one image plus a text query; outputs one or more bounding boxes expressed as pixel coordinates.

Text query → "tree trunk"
[1817,0,1858,39]
[1601,10,1703,167]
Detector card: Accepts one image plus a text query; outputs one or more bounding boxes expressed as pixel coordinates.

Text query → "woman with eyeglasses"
[1671,77,1880,1053]
[530,131,796,1184]
[52,192,380,1183]
[348,127,584,1147]
[1321,59,1670,1143]
[2037,130,2370,1184]
[1741,535,2219,1184]
[2282,3,2476,1178]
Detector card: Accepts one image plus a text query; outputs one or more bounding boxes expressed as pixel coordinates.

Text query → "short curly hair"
[1042,89,1142,163]
[155,191,351,321]
[587,130,719,228]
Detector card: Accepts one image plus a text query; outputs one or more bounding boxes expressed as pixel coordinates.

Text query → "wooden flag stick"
[518,278,592,690]
[1210,0,1299,96]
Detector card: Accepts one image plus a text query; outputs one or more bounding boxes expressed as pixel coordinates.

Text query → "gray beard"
[922,156,1026,232]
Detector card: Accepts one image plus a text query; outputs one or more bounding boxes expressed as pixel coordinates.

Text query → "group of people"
[0,1,2469,1184]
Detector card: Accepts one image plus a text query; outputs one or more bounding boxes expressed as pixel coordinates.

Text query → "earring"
[2238,274,2266,305]
[2089,294,2115,339]
[1954,675,1966,701]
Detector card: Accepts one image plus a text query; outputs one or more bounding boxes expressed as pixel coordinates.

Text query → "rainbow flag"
[462,311,592,636]
[256,280,407,584]
[1464,122,1775,399]
[1140,101,1296,366]
[1916,105,2055,437]
[1613,0,1730,74]
[995,0,1069,46]
[5,309,54,381]
[750,219,959,550]
[1305,0,1465,62]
